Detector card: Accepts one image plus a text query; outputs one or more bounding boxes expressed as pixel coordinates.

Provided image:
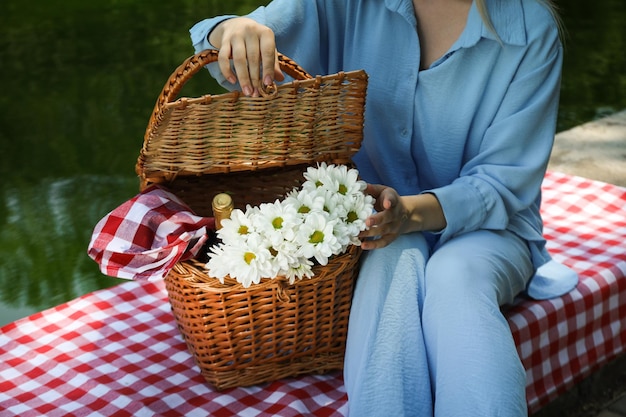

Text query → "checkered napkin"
[87,185,213,280]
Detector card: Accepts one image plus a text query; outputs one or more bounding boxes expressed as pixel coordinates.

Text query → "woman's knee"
[424,230,533,306]
[357,233,429,287]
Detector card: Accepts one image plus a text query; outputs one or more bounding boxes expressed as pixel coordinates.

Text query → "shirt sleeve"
[430,26,563,245]
[189,16,239,89]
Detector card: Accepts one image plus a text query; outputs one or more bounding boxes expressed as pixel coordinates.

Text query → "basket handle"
[138,50,314,187]
[151,49,313,116]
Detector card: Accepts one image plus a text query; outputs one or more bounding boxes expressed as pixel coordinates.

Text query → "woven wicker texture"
[136,50,368,389]
[136,49,368,186]
[166,246,360,390]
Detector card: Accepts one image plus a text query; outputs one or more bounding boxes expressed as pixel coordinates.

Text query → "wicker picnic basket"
[135,49,368,389]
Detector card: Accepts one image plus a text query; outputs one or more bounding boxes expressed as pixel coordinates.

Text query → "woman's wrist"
[208,22,225,48]
[404,193,447,233]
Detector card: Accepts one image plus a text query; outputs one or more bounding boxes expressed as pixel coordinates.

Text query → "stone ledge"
[533,354,626,417]
[549,110,626,188]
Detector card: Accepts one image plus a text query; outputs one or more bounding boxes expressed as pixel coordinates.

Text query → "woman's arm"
[433,29,563,246]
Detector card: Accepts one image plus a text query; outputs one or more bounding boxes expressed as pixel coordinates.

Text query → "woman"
[190,1,578,415]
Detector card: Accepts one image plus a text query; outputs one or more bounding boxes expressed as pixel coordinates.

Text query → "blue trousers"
[344,230,534,417]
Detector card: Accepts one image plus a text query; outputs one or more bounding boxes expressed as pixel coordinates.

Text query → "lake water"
[1,0,625,326]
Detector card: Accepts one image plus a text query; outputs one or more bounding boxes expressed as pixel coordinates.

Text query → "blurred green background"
[1,0,625,326]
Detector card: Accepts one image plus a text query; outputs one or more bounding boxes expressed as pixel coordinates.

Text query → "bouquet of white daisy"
[205,163,375,288]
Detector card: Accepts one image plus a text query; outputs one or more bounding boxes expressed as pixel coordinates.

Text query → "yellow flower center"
[338,184,348,195]
[243,252,256,265]
[347,211,358,223]
[272,217,283,229]
[298,206,310,214]
[238,225,249,235]
[309,230,325,244]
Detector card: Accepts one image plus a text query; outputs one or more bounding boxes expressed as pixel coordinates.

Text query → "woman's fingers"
[358,183,412,250]
[273,50,285,83]
[366,184,396,211]
[214,18,281,96]
[217,43,237,85]
[360,233,398,250]
[259,27,282,86]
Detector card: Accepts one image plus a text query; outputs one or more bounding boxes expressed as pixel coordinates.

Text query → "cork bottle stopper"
[212,193,234,230]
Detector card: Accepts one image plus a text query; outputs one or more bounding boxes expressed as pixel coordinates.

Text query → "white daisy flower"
[269,238,301,275]
[341,192,375,238]
[343,193,374,245]
[282,257,314,284]
[295,211,341,266]
[327,163,366,197]
[284,188,326,216]
[252,199,301,246]
[208,234,273,288]
[205,244,232,283]
[217,207,255,245]
[332,220,352,249]
[319,188,347,222]
[302,162,333,192]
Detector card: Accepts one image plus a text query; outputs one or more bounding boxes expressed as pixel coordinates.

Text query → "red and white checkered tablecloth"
[1,171,625,416]
[511,171,626,413]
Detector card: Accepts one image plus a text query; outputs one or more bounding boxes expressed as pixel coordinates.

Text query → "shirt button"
[401,129,408,137]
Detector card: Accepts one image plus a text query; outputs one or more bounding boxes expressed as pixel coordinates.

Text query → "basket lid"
[135,50,368,188]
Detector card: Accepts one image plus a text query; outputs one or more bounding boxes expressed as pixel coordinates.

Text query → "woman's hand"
[209,17,285,97]
[359,184,410,250]
[359,184,447,250]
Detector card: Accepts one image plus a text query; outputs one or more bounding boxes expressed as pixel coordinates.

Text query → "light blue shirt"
[190,0,578,299]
